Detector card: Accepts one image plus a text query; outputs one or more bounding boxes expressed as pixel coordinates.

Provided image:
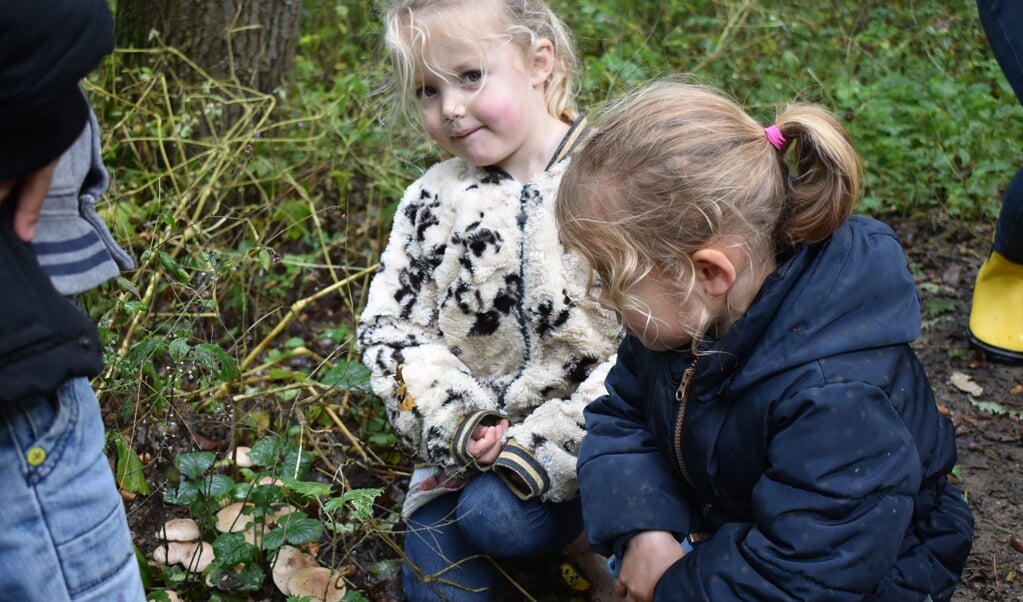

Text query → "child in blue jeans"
[0,1,144,600]
[358,0,622,599]
[557,79,974,601]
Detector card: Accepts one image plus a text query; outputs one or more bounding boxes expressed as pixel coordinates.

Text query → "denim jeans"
[0,377,145,601]
[403,471,583,601]
[978,0,1023,264]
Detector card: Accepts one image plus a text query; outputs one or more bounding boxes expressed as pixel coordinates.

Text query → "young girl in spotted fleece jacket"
[356,0,622,599]
[557,79,974,602]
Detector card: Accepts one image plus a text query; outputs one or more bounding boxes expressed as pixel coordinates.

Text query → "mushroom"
[230,446,254,468]
[152,541,215,573]
[271,545,321,596]
[156,518,200,542]
[240,524,263,548]
[268,502,299,523]
[215,502,255,533]
[286,566,346,602]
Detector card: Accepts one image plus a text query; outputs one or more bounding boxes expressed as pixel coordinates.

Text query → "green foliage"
[153,432,385,599]
[85,1,1022,598]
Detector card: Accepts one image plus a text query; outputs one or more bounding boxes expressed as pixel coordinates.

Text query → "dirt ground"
[894,212,1023,602]
[120,209,1023,601]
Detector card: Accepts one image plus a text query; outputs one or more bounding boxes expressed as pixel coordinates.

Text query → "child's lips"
[452,127,480,139]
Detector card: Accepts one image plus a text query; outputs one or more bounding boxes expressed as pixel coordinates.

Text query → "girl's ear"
[691,248,737,298]
[530,38,555,87]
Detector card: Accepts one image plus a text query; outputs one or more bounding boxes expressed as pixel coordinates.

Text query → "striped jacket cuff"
[493,438,550,500]
[450,410,505,471]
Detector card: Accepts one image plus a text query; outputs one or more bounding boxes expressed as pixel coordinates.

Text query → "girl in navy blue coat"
[555,79,974,602]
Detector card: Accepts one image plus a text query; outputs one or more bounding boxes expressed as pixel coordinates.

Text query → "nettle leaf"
[261,527,285,551]
[176,451,216,480]
[212,532,259,566]
[194,343,241,382]
[281,448,313,480]
[206,559,264,593]
[280,476,332,499]
[324,488,382,522]
[201,474,236,499]
[168,337,190,362]
[318,360,372,393]
[277,514,323,545]
[164,480,200,506]
[248,436,282,467]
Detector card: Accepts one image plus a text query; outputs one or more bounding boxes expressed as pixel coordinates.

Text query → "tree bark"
[115,0,302,95]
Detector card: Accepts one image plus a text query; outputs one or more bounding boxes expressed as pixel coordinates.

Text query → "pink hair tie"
[764,125,786,150]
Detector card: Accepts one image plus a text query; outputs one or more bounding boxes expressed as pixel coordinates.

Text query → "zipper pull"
[676,362,697,402]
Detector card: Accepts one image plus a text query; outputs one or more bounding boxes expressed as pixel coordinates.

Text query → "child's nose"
[442,91,466,120]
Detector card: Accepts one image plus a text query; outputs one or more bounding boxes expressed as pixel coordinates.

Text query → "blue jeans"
[403,471,583,601]
[0,377,145,601]
[978,0,1023,264]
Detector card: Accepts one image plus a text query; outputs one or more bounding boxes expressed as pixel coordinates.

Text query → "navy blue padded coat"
[578,216,973,601]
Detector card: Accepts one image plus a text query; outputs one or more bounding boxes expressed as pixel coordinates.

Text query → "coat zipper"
[673,359,698,488]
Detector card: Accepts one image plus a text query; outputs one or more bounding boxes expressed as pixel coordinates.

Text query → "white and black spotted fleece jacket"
[357,121,622,506]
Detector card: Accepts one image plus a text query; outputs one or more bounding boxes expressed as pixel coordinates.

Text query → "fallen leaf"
[1010,384,1023,396]
[949,372,984,397]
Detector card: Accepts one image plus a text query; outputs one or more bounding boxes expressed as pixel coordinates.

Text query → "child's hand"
[466,418,509,465]
[0,158,58,242]
[615,530,685,602]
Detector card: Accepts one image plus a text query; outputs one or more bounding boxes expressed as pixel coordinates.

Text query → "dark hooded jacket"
[578,216,974,601]
[0,0,113,401]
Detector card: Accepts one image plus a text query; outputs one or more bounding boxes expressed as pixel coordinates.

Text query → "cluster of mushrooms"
[149,447,346,601]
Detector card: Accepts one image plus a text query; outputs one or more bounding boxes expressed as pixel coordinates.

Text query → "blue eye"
[463,70,483,85]
[415,85,437,99]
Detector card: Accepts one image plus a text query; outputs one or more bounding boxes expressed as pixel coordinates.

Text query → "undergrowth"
[79,0,1021,599]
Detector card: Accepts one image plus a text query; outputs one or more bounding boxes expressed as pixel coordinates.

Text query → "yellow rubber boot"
[969,250,1023,362]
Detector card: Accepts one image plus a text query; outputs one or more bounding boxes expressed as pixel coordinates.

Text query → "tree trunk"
[115,0,302,95]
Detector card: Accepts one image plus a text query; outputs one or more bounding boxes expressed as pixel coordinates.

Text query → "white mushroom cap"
[156,518,200,542]
[230,446,254,468]
[215,502,255,533]
[256,475,284,487]
[152,541,215,573]
[268,503,299,523]
[286,566,346,602]
[272,545,321,596]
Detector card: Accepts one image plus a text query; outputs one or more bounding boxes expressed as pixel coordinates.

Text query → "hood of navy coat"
[704,215,921,393]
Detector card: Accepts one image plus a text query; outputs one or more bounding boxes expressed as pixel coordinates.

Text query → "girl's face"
[604,275,698,352]
[413,23,552,179]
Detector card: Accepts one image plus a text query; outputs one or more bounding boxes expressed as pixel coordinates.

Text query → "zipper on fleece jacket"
[673,359,698,488]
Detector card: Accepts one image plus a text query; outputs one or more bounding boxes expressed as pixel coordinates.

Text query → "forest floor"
[119,209,1023,601]
[895,212,1023,602]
